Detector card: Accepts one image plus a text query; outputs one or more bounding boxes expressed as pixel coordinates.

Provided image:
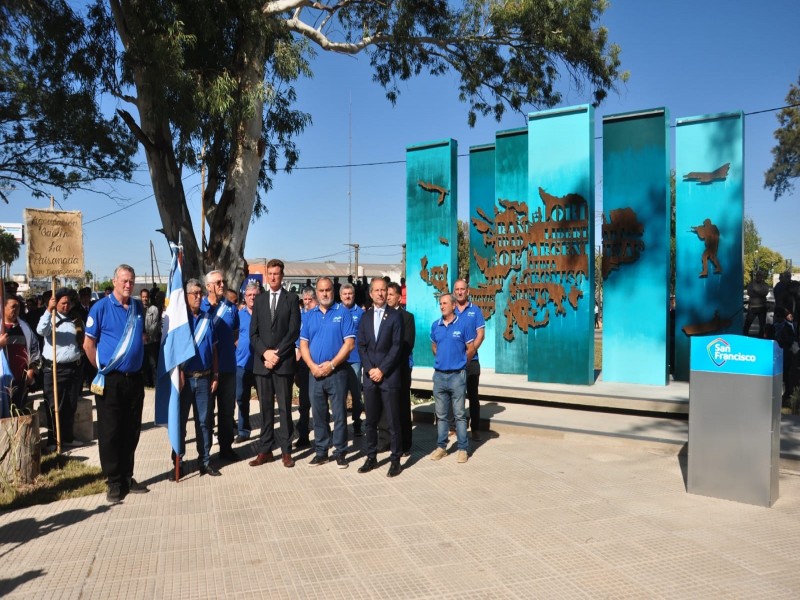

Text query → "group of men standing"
[84,259,485,501]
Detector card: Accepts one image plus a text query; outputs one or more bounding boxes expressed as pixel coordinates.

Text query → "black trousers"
[43,361,81,444]
[466,360,481,432]
[143,342,159,387]
[95,371,144,488]
[379,365,413,453]
[255,372,294,454]
[364,385,402,461]
[295,361,311,440]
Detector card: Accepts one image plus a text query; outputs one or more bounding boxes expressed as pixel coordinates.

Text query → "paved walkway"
[2,390,800,599]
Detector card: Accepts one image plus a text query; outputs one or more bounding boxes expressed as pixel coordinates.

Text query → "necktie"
[271,292,277,314]
[374,308,383,340]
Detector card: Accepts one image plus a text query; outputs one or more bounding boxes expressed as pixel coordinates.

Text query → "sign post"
[24,207,84,453]
[688,334,782,507]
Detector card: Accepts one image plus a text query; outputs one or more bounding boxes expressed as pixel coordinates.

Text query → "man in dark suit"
[387,281,415,455]
[356,278,404,477]
[248,259,300,468]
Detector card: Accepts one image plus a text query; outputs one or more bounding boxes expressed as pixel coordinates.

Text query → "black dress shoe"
[219,449,240,462]
[168,467,184,482]
[358,457,378,473]
[126,478,149,494]
[387,460,402,478]
[199,463,222,477]
[233,435,250,444]
[294,438,310,450]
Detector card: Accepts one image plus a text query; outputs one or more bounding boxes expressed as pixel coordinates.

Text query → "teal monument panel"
[526,105,595,384]
[601,108,670,385]
[493,128,529,374]
[468,143,497,369]
[406,139,458,368]
[674,112,744,381]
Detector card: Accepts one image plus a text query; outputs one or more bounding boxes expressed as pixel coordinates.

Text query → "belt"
[435,369,463,374]
[185,369,211,378]
[43,358,81,368]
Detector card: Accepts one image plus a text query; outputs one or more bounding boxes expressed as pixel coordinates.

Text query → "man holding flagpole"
[178,278,220,477]
[84,264,147,502]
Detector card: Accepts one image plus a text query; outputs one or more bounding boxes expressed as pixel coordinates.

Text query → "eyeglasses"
[187,291,203,296]
[210,280,224,286]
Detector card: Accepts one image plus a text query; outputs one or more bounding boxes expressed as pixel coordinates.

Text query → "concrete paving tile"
[534,545,609,574]
[282,554,355,585]
[332,527,397,553]
[497,576,590,599]
[81,576,157,599]
[484,552,560,583]
[712,574,799,599]
[275,534,337,561]
[570,568,654,598]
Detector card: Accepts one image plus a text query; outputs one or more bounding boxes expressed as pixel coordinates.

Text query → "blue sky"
[2,0,798,283]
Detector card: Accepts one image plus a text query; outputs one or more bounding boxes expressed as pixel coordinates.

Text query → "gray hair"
[244,282,261,294]
[340,283,355,294]
[186,278,203,293]
[205,270,223,285]
[301,286,316,300]
[113,264,135,279]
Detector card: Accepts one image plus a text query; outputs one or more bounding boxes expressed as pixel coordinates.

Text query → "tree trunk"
[0,413,41,486]
[206,41,267,291]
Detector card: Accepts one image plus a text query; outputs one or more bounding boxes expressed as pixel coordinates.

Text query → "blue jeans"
[433,370,468,451]
[180,375,212,466]
[346,361,363,427]
[235,367,253,438]
[309,369,348,457]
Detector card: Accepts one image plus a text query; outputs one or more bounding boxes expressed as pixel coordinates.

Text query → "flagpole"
[49,196,62,454]
[175,233,182,483]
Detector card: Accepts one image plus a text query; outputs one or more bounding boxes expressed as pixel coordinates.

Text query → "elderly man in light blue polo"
[429,292,476,464]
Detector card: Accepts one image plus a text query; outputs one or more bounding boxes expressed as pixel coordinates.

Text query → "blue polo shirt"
[455,301,486,362]
[201,297,239,373]
[344,303,364,363]
[300,303,356,364]
[184,311,217,372]
[235,307,254,370]
[430,314,476,371]
[85,294,145,373]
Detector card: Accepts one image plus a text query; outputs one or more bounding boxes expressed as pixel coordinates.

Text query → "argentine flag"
[155,242,195,455]
[0,285,12,418]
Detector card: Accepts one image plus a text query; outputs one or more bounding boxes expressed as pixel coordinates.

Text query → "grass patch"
[0,451,105,513]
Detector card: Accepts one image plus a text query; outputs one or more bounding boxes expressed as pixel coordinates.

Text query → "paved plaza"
[2,389,800,599]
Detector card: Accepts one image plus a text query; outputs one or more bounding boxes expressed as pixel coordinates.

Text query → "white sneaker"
[429,447,447,461]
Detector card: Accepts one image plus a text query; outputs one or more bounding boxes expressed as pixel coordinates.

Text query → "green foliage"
[0,1,137,201]
[0,228,20,278]
[743,216,784,286]
[765,76,800,200]
[457,219,470,280]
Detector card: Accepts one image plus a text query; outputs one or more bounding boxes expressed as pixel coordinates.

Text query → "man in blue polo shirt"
[429,292,476,464]
[179,278,220,477]
[453,279,486,441]
[234,282,260,443]
[84,264,147,502]
[340,282,364,437]
[299,277,355,468]
[201,269,239,462]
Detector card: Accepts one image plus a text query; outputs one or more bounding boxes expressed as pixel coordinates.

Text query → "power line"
[81,101,796,226]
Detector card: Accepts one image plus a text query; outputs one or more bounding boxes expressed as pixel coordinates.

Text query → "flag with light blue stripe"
[155,242,195,454]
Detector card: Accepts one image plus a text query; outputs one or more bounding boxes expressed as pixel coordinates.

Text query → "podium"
[688,335,782,507]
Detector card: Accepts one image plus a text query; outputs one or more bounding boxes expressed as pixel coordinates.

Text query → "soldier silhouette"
[692,218,722,277]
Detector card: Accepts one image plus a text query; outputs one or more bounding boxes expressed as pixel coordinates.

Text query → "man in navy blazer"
[356,277,404,477]
[249,259,301,468]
